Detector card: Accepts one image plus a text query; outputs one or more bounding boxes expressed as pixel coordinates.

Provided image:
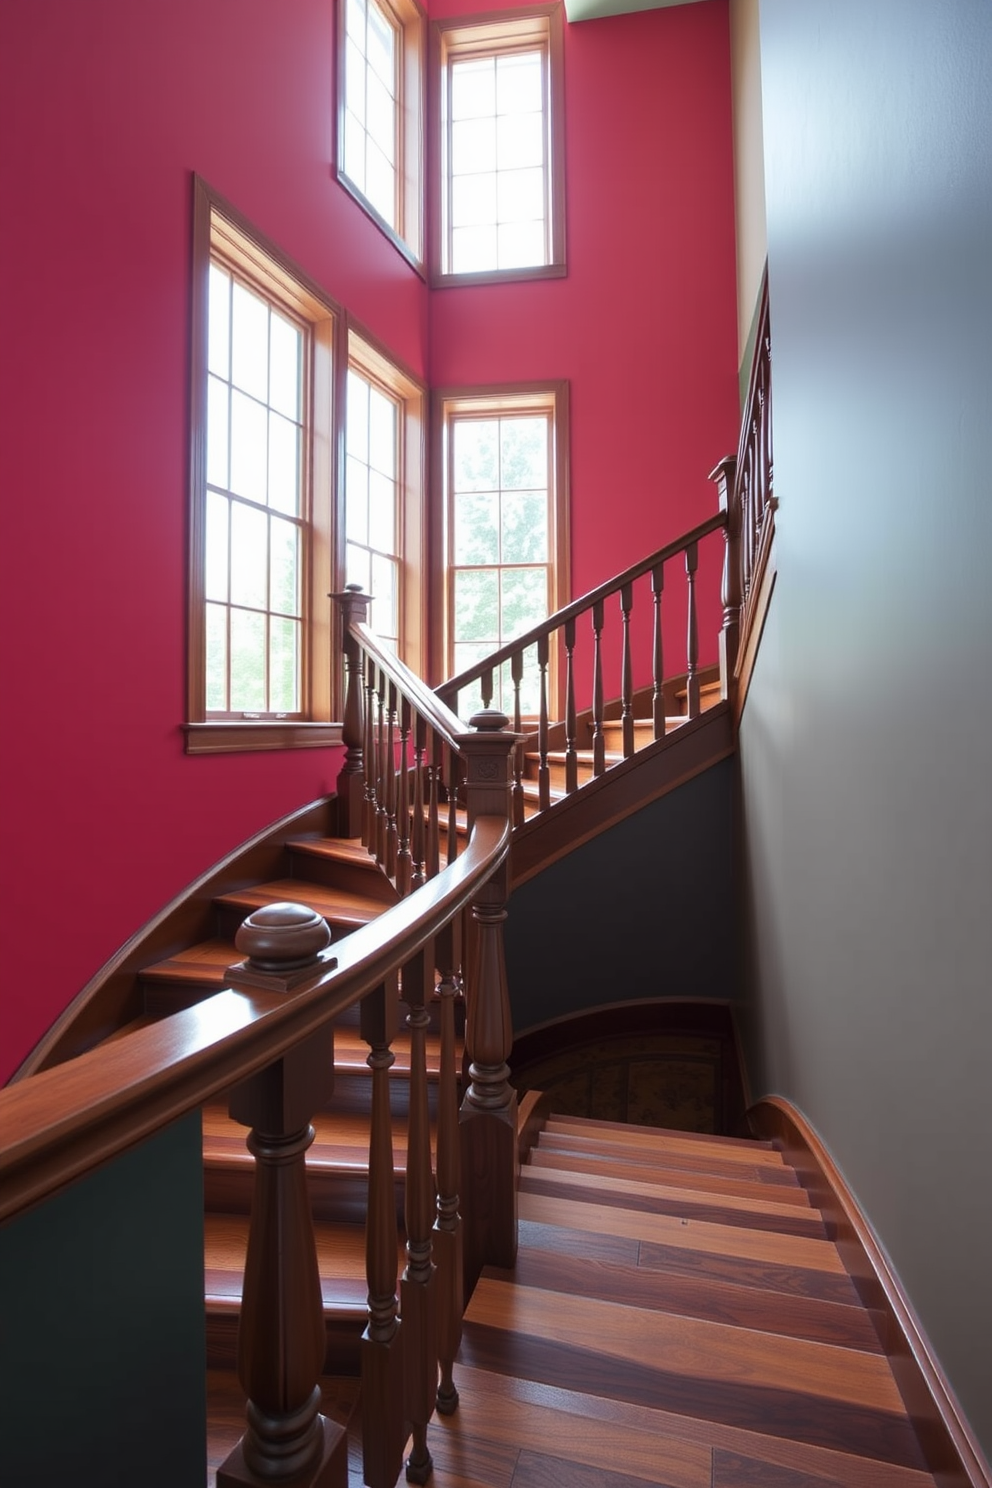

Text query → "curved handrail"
[352,621,465,748]
[0,816,509,1225]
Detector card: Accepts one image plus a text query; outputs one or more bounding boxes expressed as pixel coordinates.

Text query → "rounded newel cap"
[469,708,510,733]
[235,901,332,972]
[345,582,364,592]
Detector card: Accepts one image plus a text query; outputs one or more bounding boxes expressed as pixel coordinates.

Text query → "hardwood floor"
[418,1116,937,1488]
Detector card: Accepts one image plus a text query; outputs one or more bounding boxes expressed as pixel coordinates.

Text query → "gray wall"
[506,760,737,1033]
[739,0,992,1456]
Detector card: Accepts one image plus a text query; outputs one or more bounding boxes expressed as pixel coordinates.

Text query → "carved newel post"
[709,454,741,700]
[456,709,519,1293]
[218,903,346,1488]
[331,585,370,839]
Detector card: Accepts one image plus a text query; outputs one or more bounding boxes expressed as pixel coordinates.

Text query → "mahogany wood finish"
[332,587,370,839]
[433,926,465,1417]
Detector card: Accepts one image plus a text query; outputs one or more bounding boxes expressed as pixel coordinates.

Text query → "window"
[337,0,426,268]
[433,5,565,284]
[436,383,569,715]
[186,179,338,754]
[344,330,427,672]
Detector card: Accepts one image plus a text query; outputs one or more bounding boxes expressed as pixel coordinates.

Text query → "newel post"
[331,585,370,839]
[456,709,519,1294]
[709,455,741,701]
[218,904,346,1488]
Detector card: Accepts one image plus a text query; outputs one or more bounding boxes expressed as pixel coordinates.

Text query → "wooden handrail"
[436,511,726,706]
[353,621,465,749]
[0,816,509,1227]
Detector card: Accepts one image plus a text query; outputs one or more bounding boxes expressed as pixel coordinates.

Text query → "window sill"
[184,721,344,756]
[432,261,567,290]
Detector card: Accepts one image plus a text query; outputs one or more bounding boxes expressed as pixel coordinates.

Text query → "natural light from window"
[346,368,401,651]
[343,0,399,230]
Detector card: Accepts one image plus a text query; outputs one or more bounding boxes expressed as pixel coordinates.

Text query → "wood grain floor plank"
[636,1238,863,1307]
[536,1132,798,1186]
[511,1449,687,1488]
[517,1217,641,1267]
[465,1279,901,1411]
[528,1147,812,1205]
[518,1190,847,1273]
[544,1116,780,1160]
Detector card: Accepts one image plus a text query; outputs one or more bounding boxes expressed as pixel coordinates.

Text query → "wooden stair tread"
[204,1212,399,1311]
[520,1156,820,1218]
[542,1115,782,1163]
[142,939,240,985]
[214,878,387,925]
[527,1145,807,1200]
[286,835,381,867]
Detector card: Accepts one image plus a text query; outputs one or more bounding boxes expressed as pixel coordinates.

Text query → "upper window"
[186,179,338,754]
[433,6,566,285]
[337,0,426,269]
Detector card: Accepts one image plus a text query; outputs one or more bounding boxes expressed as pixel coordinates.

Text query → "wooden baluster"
[385,682,398,880]
[510,648,525,828]
[331,586,369,840]
[620,582,634,758]
[709,455,740,699]
[456,710,518,1294]
[411,714,427,890]
[480,668,494,710]
[360,977,405,1488]
[651,563,665,739]
[432,922,463,1417]
[363,654,377,854]
[446,744,459,864]
[427,732,442,879]
[400,950,438,1483]
[563,617,578,795]
[591,599,606,777]
[537,634,550,810]
[375,667,388,868]
[219,904,345,1488]
[396,697,412,896]
[685,541,700,719]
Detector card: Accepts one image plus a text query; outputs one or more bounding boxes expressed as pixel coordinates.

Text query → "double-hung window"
[338,0,426,268]
[186,179,338,754]
[433,5,565,283]
[437,383,569,716]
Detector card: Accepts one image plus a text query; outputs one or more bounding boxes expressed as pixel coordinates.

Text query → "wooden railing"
[0,705,517,1488]
[435,512,729,824]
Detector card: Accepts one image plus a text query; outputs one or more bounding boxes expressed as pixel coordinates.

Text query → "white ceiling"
[564,0,709,26]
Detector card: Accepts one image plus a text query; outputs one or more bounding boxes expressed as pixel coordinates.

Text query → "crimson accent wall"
[0,0,736,1081]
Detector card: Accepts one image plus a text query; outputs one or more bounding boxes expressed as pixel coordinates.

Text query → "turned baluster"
[510,648,525,828]
[218,904,345,1488]
[374,667,388,868]
[396,697,412,896]
[427,732,442,879]
[457,710,518,1292]
[360,977,405,1488]
[432,922,463,1417]
[651,563,665,739]
[591,599,606,776]
[620,582,634,758]
[363,654,377,854]
[536,634,551,810]
[385,682,398,880]
[480,667,494,710]
[709,455,740,697]
[446,744,459,864]
[563,617,578,794]
[685,541,700,719]
[331,586,369,840]
[400,950,438,1483]
[411,714,427,890]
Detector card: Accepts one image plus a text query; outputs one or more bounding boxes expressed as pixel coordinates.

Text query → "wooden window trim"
[345,320,428,679]
[335,0,427,275]
[430,380,570,693]
[186,177,341,755]
[430,4,566,287]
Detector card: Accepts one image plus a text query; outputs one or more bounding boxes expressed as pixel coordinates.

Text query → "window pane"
[367,70,396,163]
[346,456,369,543]
[347,371,370,462]
[452,172,497,229]
[501,491,548,563]
[346,38,367,126]
[452,118,496,175]
[366,140,396,225]
[451,57,495,121]
[205,491,229,602]
[268,411,300,515]
[454,568,499,643]
[453,419,498,492]
[346,0,365,43]
[500,567,547,640]
[496,112,544,172]
[497,166,545,225]
[230,502,268,609]
[454,491,499,565]
[229,390,268,503]
[269,617,299,712]
[346,541,372,595]
[500,416,547,489]
[269,313,301,420]
[496,51,542,115]
[230,608,266,711]
[451,225,498,274]
[497,220,545,270]
[206,375,230,491]
[230,281,268,401]
[368,386,396,476]
[368,470,395,553]
[371,553,398,640]
[205,603,228,711]
[208,264,230,379]
[367,0,395,87]
[269,516,300,617]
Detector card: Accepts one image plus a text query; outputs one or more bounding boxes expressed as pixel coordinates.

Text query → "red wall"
[0,0,736,1081]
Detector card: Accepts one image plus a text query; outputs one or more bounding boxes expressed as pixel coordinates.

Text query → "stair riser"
[285,847,400,904]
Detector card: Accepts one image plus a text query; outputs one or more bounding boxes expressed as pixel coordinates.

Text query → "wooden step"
[542,1114,782,1163]
[213,878,388,939]
[526,1145,812,1206]
[285,834,401,903]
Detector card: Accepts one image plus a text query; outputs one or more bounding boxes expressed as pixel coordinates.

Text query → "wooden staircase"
[420,1113,941,1488]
